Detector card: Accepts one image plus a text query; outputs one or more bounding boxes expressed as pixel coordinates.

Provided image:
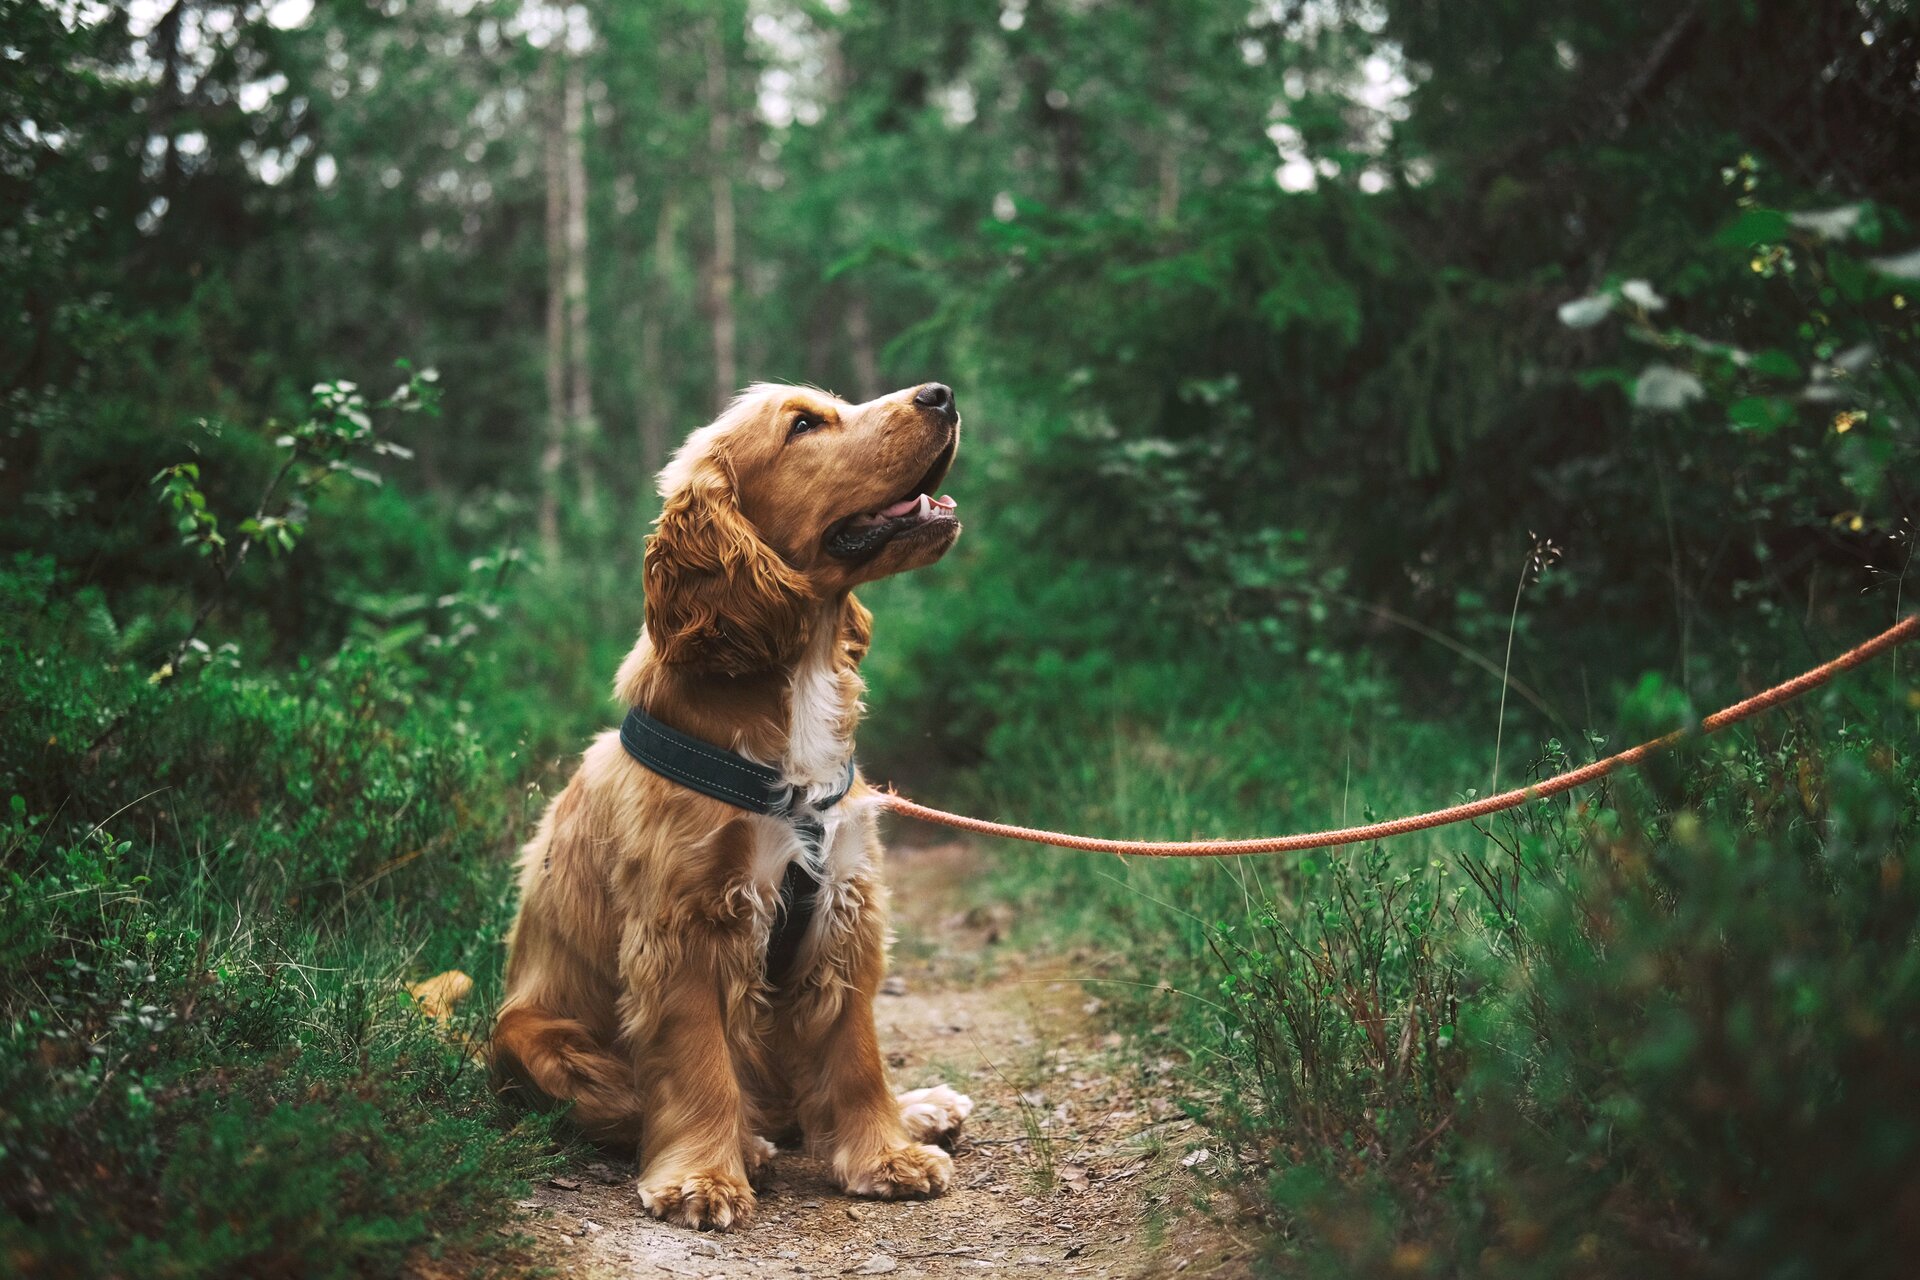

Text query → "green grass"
[7,519,1917,1280]
[0,555,566,1279]
[867,599,1920,1278]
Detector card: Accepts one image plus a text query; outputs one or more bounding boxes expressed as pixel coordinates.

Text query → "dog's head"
[644,382,962,675]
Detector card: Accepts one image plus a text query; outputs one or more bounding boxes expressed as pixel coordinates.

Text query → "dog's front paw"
[896,1084,974,1148]
[637,1168,755,1231]
[743,1134,777,1189]
[837,1142,954,1200]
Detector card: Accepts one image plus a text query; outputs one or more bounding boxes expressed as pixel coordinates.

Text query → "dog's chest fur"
[744,623,870,894]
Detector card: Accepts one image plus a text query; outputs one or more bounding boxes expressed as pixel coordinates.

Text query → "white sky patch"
[242,132,310,186]
[759,66,798,129]
[509,2,591,53]
[53,1,117,32]
[1355,49,1413,122]
[239,72,288,113]
[314,153,338,188]
[135,194,168,234]
[267,0,314,30]
[1260,1,1425,194]
[750,1,830,131]
[937,80,978,127]
[1276,157,1316,192]
[1267,118,1316,191]
[124,0,167,39]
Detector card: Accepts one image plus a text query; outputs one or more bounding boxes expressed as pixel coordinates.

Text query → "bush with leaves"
[0,550,563,1278]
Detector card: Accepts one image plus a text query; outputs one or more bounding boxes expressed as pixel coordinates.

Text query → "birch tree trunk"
[563,60,596,519]
[538,59,567,558]
[639,193,676,482]
[703,17,737,411]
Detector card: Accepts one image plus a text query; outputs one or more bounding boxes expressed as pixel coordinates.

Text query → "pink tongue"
[933,494,957,510]
[879,495,921,518]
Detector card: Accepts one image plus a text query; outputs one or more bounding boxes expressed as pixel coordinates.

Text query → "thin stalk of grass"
[1491,533,1560,795]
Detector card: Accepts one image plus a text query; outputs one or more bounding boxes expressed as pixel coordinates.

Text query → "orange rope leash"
[875,614,1918,858]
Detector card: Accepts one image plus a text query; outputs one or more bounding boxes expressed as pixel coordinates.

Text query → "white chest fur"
[782,621,860,801]
[737,620,869,893]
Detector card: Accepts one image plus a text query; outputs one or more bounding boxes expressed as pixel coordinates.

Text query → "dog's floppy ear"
[839,592,873,666]
[644,455,814,675]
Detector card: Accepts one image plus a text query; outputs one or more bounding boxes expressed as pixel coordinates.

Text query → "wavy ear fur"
[644,456,814,675]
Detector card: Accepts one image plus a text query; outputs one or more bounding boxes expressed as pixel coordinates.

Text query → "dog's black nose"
[913,383,954,414]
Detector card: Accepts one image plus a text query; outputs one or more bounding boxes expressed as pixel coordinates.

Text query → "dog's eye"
[789,413,822,438]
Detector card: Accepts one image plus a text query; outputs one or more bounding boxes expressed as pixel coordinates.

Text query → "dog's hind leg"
[490,1003,645,1146]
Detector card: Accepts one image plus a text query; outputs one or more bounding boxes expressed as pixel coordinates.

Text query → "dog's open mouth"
[823,437,959,561]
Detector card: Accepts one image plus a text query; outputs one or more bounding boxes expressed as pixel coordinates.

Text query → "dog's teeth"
[916,493,931,517]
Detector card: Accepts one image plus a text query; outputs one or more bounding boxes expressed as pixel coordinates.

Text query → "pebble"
[848,1255,897,1275]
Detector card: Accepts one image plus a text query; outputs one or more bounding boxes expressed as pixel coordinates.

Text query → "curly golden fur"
[490,382,972,1231]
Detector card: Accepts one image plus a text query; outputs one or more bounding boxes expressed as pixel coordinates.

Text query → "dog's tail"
[490,1003,646,1144]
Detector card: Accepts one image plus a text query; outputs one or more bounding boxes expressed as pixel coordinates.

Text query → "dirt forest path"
[520,840,1251,1280]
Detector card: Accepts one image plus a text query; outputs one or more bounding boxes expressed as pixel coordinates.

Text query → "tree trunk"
[846,293,879,400]
[564,60,597,519]
[639,193,676,483]
[1155,141,1181,222]
[704,17,738,411]
[539,60,568,558]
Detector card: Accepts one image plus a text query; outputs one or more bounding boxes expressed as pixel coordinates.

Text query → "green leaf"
[1727,396,1795,435]
[1716,208,1789,247]
[1750,350,1801,380]
[1830,254,1874,302]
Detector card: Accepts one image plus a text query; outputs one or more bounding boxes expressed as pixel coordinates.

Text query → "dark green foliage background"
[4,0,1919,1276]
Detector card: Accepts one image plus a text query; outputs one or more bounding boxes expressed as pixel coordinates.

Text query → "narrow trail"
[519,841,1251,1279]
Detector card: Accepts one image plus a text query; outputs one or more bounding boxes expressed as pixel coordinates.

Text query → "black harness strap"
[618,707,855,986]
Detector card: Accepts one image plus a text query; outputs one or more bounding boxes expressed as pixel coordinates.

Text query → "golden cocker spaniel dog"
[490,381,973,1230]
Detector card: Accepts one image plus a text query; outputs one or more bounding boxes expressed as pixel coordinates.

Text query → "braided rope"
[876,614,1918,858]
